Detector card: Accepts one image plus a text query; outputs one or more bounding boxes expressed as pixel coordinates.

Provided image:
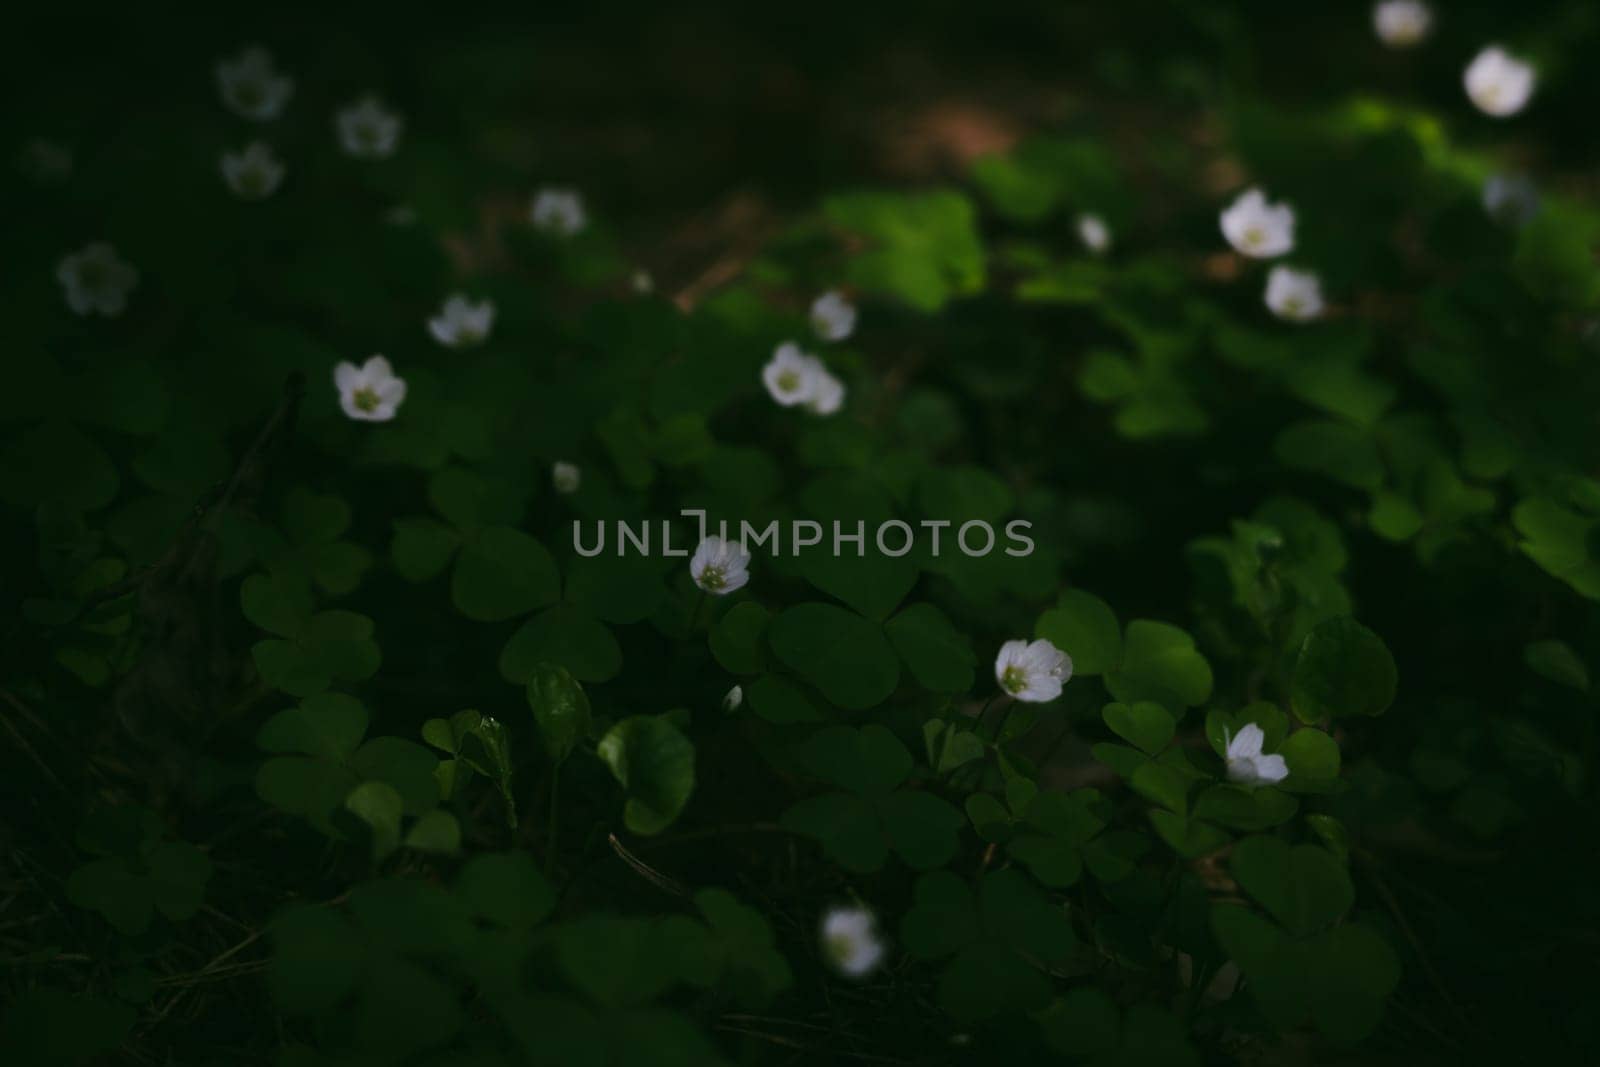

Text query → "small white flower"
[552,461,581,494]
[1224,724,1289,786]
[804,364,846,416]
[335,97,403,159]
[216,46,294,121]
[530,188,587,237]
[427,294,495,348]
[821,906,886,978]
[1482,173,1540,228]
[690,536,750,596]
[994,638,1072,703]
[1077,213,1112,254]
[57,243,138,318]
[632,269,655,295]
[761,343,846,416]
[810,290,857,342]
[220,141,285,201]
[1464,46,1535,118]
[1372,1,1432,48]
[1264,265,1325,323]
[334,355,407,422]
[1219,187,1296,259]
[722,685,743,712]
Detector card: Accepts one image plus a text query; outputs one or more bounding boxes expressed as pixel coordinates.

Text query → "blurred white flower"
[57,243,138,318]
[810,290,857,342]
[552,461,581,494]
[804,362,846,416]
[1220,187,1296,258]
[821,906,886,978]
[530,188,587,236]
[722,685,743,712]
[761,343,845,415]
[690,536,750,596]
[1224,724,1289,786]
[1372,1,1432,48]
[1464,46,1535,118]
[1077,213,1112,254]
[334,355,407,422]
[427,294,495,348]
[216,47,294,121]
[1264,265,1325,323]
[1482,172,1541,228]
[762,343,816,407]
[632,269,655,295]
[220,141,285,200]
[336,97,403,159]
[995,638,1072,703]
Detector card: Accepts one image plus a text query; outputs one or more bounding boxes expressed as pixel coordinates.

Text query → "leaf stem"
[545,767,560,876]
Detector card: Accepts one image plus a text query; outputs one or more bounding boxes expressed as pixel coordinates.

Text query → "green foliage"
[9,8,1600,1064]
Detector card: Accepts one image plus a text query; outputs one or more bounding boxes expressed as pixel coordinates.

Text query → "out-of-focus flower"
[220,141,285,200]
[336,97,403,159]
[1077,213,1112,254]
[1264,265,1325,323]
[761,343,845,415]
[1224,724,1289,786]
[722,685,743,712]
[810,290,857,342]
[1482,173,1541,227]
[530,188,587,236]
[690,536,751,596]
[552,461,581,494]
[1464,46,1535,118]
[821,907,886,978]
[1220,187,1296,258]
[334,355,407,422]
[994,638,1072,703]
[1373,1,1432,48]
[216,47,294,121]
[427,294,495,348]
[57,243,138,318]
[632,269,655,295]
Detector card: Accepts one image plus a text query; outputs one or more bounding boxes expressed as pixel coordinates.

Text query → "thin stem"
[687,589,708,634]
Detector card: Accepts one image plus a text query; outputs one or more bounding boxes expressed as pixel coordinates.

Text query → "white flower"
[1219,187,1296,259]
[761,343,846,416]
[1224,724,1289,787]
[57,243,138,318]
[1464,46,1535,118]
[994,638,1072,703]
[552,461,581,494]
[427,294,495,348]
[216,46,294,121]
[821,907,886,978]
[722,685,743,712]
[335,97,403,159]
[803,357,846,416]
[334,355,407,422]
[530,188,587,236]
[1372,1,1432,48]
[1482,173,1540,227]
[810,290,857,342]
[632,269,655,295]
[220,141,285,200]
[690,536,750,596]
[1077,213,1112,254]
[1264,265,1325,323]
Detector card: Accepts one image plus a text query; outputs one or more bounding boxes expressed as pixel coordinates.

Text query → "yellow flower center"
[352,387,381,413]
[1001,665,1027,694]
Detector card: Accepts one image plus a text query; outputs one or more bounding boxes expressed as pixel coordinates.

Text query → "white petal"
[1227,722,1265,760]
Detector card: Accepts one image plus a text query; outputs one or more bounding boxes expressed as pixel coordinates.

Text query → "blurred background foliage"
[4,1,1600,1064]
